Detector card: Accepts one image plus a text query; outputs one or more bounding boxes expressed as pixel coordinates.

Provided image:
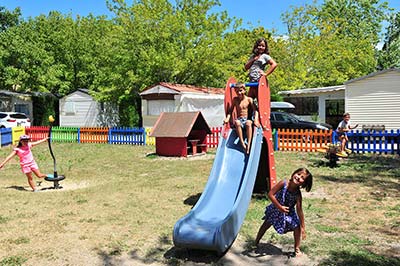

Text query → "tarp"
[175,94,224,128]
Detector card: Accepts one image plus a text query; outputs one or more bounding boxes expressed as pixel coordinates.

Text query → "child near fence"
[255,167,313,256]
[336,112,358,157]
[0,135,51,192]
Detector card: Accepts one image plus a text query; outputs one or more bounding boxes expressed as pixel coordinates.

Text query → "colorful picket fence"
[341,130,400,154]
[207,127,222,147]
[24,126,146,145]
[109,127,145,145]
[277,129,332,152]
[2,126,400,155]
[25,126,49,141]
[0,128,12,147]
[145,128,155,146]
[52,127,79,143]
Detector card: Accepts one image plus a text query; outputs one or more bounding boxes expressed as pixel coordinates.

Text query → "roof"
[150,112,211,137]
[345,68,400,84]
[271,101,295,109]
[77,88,90,94]
[279,85,345,96]
[140,82,224,96]
[0,90,31,97]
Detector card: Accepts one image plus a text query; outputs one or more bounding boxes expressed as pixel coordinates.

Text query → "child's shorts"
[20,162,39,174]
[236,117,251,128]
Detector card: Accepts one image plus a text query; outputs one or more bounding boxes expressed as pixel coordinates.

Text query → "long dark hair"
[292,167,313,192]
[252,37,270,55]
[17,139,30,148]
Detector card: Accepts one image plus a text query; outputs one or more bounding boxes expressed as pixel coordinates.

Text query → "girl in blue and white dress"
[255,168,313,256]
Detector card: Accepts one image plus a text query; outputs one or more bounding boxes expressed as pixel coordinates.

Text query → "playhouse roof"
[150,112,212,137]
[140,82,224,96]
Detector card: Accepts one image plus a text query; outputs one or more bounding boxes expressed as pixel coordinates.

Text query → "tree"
[378,12,400,69]
[95,0,240,125]
[279,0,390,90]
[0,6,21,32]
[0,11,115,95]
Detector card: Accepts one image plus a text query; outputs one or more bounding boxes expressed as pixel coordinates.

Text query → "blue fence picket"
[347,129,400,154]
[0,128,12,147]
[108,127,145,145]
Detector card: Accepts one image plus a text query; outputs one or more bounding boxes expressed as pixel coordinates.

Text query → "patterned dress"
[262,180,300,234]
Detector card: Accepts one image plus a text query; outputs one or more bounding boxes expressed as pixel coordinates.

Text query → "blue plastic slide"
[173,127,263,254]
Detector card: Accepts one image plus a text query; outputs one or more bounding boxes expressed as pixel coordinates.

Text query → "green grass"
[0,256,27,266]
[0,143,399,265]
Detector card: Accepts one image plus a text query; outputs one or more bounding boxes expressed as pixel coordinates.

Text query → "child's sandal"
[295,248,303,257]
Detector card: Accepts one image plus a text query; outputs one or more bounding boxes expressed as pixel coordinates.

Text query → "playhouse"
[150,111,211,157]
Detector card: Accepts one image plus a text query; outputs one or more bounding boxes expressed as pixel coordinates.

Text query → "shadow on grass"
[164,246,223,265]
[242,242,289,257]
[183,193,201,207]
[318,250,400,266]
[96,233,224,265]
[315,154,400,196]
[145,152,158,159]
[5,185,29,191]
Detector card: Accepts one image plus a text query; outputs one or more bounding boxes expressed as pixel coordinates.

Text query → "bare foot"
[295,248,303,257]
[241,142,247,151]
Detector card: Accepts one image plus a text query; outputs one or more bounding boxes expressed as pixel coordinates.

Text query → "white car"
[0,112,31,128]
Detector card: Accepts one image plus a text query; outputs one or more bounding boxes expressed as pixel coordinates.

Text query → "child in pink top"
[0,135,50,192]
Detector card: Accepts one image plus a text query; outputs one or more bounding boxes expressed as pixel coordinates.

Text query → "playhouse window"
[64,102,76,115]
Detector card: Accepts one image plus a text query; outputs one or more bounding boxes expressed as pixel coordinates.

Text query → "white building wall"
[141,99,176,127]
[346,70,400,130]
[141,93,225,127]
[60,91,99,127]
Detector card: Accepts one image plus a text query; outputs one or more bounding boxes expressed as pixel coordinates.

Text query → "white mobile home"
[345,68,400,130]
[278,68,400,130]
[279,85,345,127]
[59,89,119,127]
[140,83,225,127]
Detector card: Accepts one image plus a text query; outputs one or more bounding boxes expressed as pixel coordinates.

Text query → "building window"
[148,100,175,115]
[15,104,30,115]
[325,99,345,127]
[284,97,318,115]
[65,102,76,115]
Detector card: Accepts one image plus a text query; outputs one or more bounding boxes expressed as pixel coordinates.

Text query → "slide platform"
[173,126,263,254]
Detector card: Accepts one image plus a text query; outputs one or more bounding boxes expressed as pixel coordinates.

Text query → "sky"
[1,0,399,35]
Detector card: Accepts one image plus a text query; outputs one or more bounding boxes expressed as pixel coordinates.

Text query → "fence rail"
[1,126,399,155]
[347,129,400,154]
[207,127,222,148]
[52,127,79,143]
[109,127,145,145]
[277,129,332,152]
[25,126,49,141]
[145,128,155,146]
